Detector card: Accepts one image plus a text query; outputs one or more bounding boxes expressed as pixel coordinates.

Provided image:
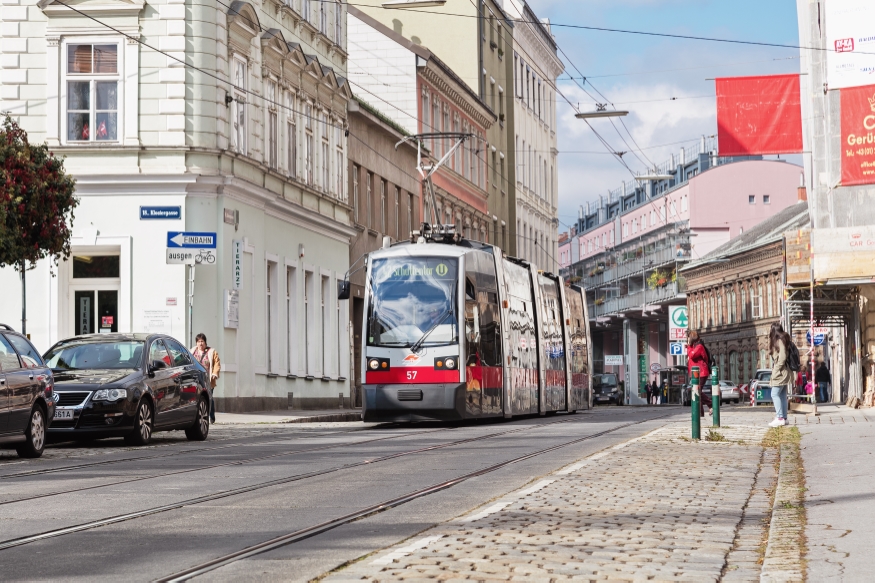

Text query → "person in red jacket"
[687,331,712,417]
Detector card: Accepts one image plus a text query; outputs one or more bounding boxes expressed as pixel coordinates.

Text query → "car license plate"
[598,396,609,401]
[54,409,74,420]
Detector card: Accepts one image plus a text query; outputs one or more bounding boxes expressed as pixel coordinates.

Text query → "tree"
[0,115,77,334]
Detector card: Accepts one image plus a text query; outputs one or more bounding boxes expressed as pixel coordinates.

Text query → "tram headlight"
[444,358,456,370]
[434,357,457,370]
[368,359,380,370]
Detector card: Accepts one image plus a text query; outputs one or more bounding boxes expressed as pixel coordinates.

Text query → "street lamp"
[575,103,628,119]
[382,0,447,7]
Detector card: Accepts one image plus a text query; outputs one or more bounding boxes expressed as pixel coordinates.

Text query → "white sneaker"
[768,418,785,428]
[783,418,790,426]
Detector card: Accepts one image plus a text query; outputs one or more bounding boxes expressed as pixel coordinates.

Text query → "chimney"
[797,172,807,201]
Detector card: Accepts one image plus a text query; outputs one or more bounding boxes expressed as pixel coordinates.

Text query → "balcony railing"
[588,282,685,319]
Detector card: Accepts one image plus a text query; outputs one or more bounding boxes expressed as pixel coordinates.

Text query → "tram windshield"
[367,257,458,348]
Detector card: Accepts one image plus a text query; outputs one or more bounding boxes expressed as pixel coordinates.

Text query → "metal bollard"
[711,365,720,427]
[691,366,701,440]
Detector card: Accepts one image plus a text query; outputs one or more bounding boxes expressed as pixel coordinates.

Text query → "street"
[0,407,675,581]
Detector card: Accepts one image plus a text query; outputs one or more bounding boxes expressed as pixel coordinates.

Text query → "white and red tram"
[358,236,593,422]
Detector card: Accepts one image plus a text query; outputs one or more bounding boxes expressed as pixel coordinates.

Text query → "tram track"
[156,413,672,582]
[0,424,380,480]
[0,411,601,506]
[0,409,632,551]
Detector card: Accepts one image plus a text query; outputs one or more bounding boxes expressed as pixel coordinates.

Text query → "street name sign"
[140,206,181,220]
[806,327,828,346]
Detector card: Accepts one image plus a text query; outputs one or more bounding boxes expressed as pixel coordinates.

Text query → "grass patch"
[762,425,801,449]
[705,429,726,442]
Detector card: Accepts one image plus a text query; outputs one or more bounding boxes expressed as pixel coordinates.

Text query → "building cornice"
[419,63,496,130]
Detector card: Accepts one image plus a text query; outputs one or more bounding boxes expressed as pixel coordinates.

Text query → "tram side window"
[464,251,502,368]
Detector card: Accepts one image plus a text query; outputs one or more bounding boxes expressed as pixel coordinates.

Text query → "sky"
[523,0,802,234]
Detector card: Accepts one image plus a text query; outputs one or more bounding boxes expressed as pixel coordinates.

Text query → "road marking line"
[371,535,444,565]
[456,479,555,523]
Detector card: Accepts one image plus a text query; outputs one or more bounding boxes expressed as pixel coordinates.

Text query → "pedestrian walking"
[768,323,793,427]
[651,379,660,405]
[815,361,831,403]
[645,379,653,405]
[687,331,712,417]
[660,379,667,405]
[191,333,221,423]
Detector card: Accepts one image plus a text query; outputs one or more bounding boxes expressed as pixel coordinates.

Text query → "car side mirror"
[150,360,167,373]
[338,279,351,300]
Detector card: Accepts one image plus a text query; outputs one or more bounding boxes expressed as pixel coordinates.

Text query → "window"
[148,339,171,368]
[366,172,373,228]
[7,335,43,368]
[453,114,461,171]
[752,284,763,319]
[394,186,400,237]
[763,194,771,204]
[320,112,329,190]
[766,280,775,317]
[407,193,414,233]
[432,99,441,155]
[334,0,342,43]
[287,266,297,374]
[380,179,386,232]
[302,0,310,21]
[741,286,747,321]
[232,58,247,154]
[165,338,192,367]
[286,92,297,177]
[321,275,330,376]
[267,80,278,169]
[66,43,120,142]
[422,90,430,132]
[319,0,327,35]
[304,271,312,376]
[717,295,723,325]
[267,260,278,372]
[352,165,359,223]
[304,102,313,184]
[748,195,755,205]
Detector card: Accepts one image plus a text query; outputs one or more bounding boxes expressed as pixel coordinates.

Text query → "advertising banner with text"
[826,0,875,90]
[841,84,875,186]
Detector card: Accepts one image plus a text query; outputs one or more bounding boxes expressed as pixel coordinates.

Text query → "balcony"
[588,281,685,319]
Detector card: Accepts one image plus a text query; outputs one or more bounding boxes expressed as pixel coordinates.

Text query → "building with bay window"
[0,0,355,410]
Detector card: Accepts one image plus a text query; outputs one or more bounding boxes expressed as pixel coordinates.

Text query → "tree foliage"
[0,115,78,271]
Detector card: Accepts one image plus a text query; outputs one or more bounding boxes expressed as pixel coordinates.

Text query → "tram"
[354,228,592,423]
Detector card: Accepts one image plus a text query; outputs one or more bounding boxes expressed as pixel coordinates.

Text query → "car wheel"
[185,396,210,441]
[16,406,46,459]
[125,400,154,446]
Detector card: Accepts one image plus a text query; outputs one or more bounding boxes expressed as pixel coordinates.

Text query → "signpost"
[670,342,686,356]
[140,206,181,220]
[604,355,623,366]
[166,232,217,346]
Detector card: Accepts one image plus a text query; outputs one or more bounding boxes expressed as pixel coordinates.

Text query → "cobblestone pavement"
[327,411,777,582]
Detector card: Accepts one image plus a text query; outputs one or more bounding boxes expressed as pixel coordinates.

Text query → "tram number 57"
[406,371,418,380]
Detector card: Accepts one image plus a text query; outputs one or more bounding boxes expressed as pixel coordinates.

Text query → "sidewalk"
[213,409,363,425]
[327,409,797,582]
[801,404,875,581]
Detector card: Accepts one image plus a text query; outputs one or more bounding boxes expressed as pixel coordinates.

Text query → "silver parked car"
[719,380,741,404]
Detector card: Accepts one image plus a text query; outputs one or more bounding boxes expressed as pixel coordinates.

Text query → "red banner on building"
[841,84,875,186]
[716,74,803,156]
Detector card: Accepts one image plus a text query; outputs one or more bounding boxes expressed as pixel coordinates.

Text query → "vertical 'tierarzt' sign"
[233,240,243,290]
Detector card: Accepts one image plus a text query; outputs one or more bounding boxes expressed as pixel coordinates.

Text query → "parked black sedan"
[0,324,55,458]
[43,334,210,445]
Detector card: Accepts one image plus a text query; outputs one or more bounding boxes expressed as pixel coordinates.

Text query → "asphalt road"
[0,406,685,582]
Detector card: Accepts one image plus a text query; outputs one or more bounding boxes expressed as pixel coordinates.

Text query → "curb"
[760,442,806,582]
[282,412,363,424]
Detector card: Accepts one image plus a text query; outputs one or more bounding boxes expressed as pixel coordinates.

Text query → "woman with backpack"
[768,322,795,427]
[687,331,712,417]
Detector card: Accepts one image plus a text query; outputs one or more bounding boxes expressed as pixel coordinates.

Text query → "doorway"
[69,253,121,336]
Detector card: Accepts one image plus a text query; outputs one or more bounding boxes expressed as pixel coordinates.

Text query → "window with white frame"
[334,0,342,44]
[303,0,311,22]
[453,113,461,171]
[319,0,327,35]
[232,57,247,154]
[287,265,297,374]
[336,147,344,201]
[321,112,329,191]
[267,80,278,169]
[321,275,330,375]
[380,179,386,232]
[407,193,413,234]
[267,260,278,372]
[286,92,297,177]
[65,43,120,142]
[366,172,372,228]
[394,186,400,237]
[304,271,312,375]
[304,102,313,184]
[432,98,441,156]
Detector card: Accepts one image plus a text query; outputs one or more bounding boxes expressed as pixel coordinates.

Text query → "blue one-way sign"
[167,232,217,248]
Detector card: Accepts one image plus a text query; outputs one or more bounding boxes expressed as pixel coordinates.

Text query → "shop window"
[65,43,120,143]
[73,255,119,278]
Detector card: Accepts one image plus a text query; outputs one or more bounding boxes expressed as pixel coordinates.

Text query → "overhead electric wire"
[557,56,801,81]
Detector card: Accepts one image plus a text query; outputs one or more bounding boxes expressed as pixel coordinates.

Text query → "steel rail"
[0,410,608,549]
[157,414,671,582]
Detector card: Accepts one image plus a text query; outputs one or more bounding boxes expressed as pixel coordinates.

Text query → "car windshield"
[44,341,144,370]
[367,257,458,348]
[756,371,772,381]
[595,374,618,386]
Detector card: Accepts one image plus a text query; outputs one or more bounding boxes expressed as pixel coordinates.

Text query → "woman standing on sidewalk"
[768,323,793,427]
[687,331,712,417]
[191,333,221,424]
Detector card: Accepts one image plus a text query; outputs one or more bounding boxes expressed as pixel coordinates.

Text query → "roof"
[683,200,810,271]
